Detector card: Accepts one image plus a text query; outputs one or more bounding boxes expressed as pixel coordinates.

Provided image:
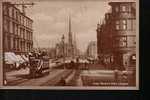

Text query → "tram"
[29,53,50,78]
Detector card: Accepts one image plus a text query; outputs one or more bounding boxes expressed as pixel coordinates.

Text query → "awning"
[4,52,19,64]
[5,54,15,64]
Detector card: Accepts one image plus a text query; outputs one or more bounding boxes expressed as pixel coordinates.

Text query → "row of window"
[4,36,32,52]
[114,4,134,13]
[115,36,136,48]
[3,18,33,41]
[3,4,32,29]
[115,19,136,30]
[98,35,136,48]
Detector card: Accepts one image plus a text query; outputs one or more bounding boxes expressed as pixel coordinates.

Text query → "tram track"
[41,69,73,86]
[7,69,63,86]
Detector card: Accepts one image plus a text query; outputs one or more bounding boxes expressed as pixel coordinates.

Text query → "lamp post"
[61,34,65,69]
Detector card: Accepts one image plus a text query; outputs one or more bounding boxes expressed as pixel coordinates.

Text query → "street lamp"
[61,34,65,69]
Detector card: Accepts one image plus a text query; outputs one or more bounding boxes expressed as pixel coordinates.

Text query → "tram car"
[29,55,50,78]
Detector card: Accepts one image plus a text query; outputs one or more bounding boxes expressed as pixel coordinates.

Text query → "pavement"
[6,68,30,85]
[80,70,129,86]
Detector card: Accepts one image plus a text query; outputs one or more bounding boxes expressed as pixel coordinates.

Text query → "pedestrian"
[114,69,119,85]
[70,60,75,69]
[84,62,87,70]
[76,58,80,70]
[59,77,66,86]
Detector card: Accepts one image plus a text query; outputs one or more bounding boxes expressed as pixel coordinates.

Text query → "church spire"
[69,15,71,33]
[68,15,73,45]
[68,15,74,57]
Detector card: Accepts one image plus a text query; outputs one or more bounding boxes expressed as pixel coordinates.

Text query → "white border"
[0,0,139,90]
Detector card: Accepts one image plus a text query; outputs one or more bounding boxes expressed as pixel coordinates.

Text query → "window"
[128,6,131,12]
[119,41,127,47]
[121,5,126,12]
[115,6,119,12]
[116,20,127,30]
[23,29,25,39]
[116,25,119,30]
[19,15,21,23]
[115,20,120,30]
[9,7,12,17]
[16,11,18,21]
[20,28,23,38]
[15,24,18,35]
[132,20,136,30]
[3,5,9,15]
[116,36,127,47]
[10,21,13,33]
[126,19,136,31]
[4,19,8,32]
[122,20,126,24]
[127,36,136,47]
[7,36,11,50]
[12,8,14,18]
[17,25,19,35]
[120,36,127,41]
[14,10,16,19]
[22,17,24,25]
[122,20,127,30]
[132,55,136,60]
[13,38,15,50]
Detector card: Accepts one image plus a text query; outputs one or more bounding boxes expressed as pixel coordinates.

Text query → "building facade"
[2,2,33,54]
[97,2,136,70]
[86,41,97,59]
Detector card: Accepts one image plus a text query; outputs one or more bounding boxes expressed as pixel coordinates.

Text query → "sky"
[25,0,111,52]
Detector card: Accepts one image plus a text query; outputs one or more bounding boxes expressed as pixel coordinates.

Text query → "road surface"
[6,68,73,86]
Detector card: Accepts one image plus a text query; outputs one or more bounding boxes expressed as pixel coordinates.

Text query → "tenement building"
[2,2,33,54]
[97,2,136,70]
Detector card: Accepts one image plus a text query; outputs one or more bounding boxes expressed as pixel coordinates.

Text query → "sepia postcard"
[0,0,139,90]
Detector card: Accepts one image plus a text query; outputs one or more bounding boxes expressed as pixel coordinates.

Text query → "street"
[5,60,134,86]
[6,68,73,86]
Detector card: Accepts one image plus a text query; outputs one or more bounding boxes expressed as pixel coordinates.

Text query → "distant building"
[97,2,136,70]
[55,42,68,58]
[2,2,33,54]
[55,16,78,58]
[86,41,97,59]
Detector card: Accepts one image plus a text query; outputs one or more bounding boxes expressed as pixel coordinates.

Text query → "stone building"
[97,2,136,70]
[86,41,97,59]
[2,2,33,54]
